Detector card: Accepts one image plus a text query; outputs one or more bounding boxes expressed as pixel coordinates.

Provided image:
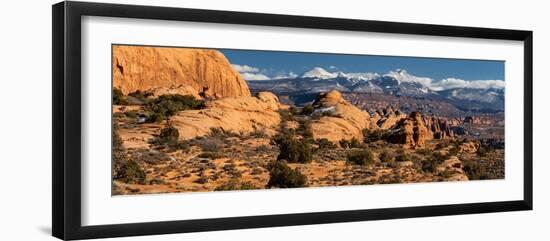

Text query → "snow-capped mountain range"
[246,67,505,112]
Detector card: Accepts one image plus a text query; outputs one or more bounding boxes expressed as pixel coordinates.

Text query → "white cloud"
[240,72,270,81]
[328,65,337,69]
[273,72,298,79]
[429,78,505,91]
[232,64,271,80]
[231,64,260,73]
[383,69,504,91]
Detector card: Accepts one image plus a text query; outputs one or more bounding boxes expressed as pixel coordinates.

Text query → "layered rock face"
[310,90,371,143]
[387,112,432,148]
[171,92,282,140]
[112,45,250,98]
[423,116,454,139]
[377,107,407,129]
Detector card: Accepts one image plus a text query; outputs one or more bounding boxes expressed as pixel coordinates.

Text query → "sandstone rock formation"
[377,107,407,129]
[113,45,250,98]
[436,156,469,181]
[170,92,282,140]
[423,116,454,139]
[387,112,432,148]
[459,141,480,154]
[310,90,371,143]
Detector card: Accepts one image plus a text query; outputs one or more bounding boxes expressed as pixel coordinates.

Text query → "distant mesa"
[113,45,250,98]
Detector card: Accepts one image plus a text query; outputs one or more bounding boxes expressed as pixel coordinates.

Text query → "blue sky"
[220,49,504,82]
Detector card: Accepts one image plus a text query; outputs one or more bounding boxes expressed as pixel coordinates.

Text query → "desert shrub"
[316,138,337,149]
[395,150,410,162]
[123,110,138,119]
[278,109,295,122]
[349,137,363,148]
[215,179,258,191]
[112,125,124,150]
[463,161,489,180]
[112,125,126,176]
[301,104,314,115]
[421,158,439,173]
[363,128,390,143]
[266,161,307,188]
[128,90,153,102]
[255,145,271,152]
[115,159,146,184]
[146,94,205,122]
[476,144,493,157]
[249,129,268,138]
[195,136,224,152]
[339,139,350,148]
[339,138,363,148]
[198,152,226,159]
[222,163,241,177]
[415,148,433,156]
[145,112,166,123]
[159,126,179,144]
[275,132,312,163]
[195,176,209,184]
[448,145,460,156]
[378,149,395,163]
[112,88,128,105]
[432,151,448,162]
[150,126,189,151]
[346,149,374,166]
[297,118,314,142]
[208,127,240,138]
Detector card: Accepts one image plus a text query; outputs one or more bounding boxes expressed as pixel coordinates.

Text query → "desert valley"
[111,45,504,195]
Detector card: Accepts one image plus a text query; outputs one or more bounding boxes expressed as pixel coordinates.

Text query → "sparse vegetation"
[395,150,410,162]
[208,127,240,139]
[112,125,126,178]
[447,145,460,157]
[316,138,337,149]
[421,158,439,173]
[266,161,307,188]
[150,125,189,151]
[378,149,395,163]
[146,94,205,122]
[415,148,433,156]
[463,161,489,180]
[278,109,295,122]
[362,128,390,143]
[194,136,224,152]
[301,104,314,115]
[249,129,268,138]
[128,90,153,102]
[346,149,374,166]
[198,152,226,159]
[112,88,128,105]
[215,179,258,191]
[114,159,147,184]
[159,126,179,144]
[297,118,314,142]
[274,132,312,163]
[339,137,363,148]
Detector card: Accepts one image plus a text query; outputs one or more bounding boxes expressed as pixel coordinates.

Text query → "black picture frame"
[52,1,533,240]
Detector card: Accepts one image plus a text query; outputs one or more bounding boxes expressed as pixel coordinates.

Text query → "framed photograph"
[52,1,533,240]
